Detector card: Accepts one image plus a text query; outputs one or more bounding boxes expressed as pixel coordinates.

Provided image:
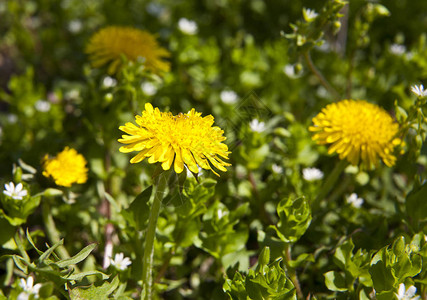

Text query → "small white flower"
[220,90,238,104]
[3,182,28,200]
[302,168,324,181]
[68,20,83,33]
[110,253,132,271]
[346,193,364,208]
[396,283,420,300]
[390,44,406,56]
[411,84,427,97]
[141,82,157,96]
[102,76,117,88]
[249,119,266,133]
[18,276,42,300]
[178,18,198,35]
[272,164,284,174]
[35,100,51,112]
[303,8,318,22]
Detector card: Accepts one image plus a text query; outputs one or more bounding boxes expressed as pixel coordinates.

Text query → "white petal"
[5,182,14,192]
[33,283,42,294]
[19,278,27,289]
[17,292,30,300]
[406,285,417,297]
[3,190,12,197]
[15,183,23,192]
[26,276,34,289]
[398,283,406,298]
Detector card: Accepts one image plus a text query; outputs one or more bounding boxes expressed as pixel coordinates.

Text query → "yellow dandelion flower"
[86,26,170,74]
[43,147,88,187]
[118,103,231,176]
[309,100,401,169]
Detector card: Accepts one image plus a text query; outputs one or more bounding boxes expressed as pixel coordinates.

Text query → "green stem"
[42,200,72,261]
[284,244,303,299]
[313,160,348,210]
[141,172,168,300]
[303,51,341,101]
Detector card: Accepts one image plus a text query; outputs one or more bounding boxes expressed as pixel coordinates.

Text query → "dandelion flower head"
[86,26,170,74]
[43,147,88,187]
[309,100,401,169]
[118,103,231,176]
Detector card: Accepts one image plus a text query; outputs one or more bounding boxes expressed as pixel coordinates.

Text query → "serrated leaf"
[68,276,119,300]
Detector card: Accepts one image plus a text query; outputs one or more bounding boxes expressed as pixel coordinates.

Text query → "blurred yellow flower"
[86,26,170,74]
[43,147,88,187]
[309,100,401,169]
[118,103,231,176]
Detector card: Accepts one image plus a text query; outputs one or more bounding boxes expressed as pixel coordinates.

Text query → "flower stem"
[42,200,73,261]
[313,160,347,210]
[141,172,168,300]
[284,244,303,299]
[303,51,341,101]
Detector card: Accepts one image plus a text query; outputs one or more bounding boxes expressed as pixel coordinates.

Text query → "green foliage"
[68,276,119,300]
[269,196,311,243]
[0,189,40,226]
[324,238,372,293]
[369,236,422,296]
[223,247,297,300]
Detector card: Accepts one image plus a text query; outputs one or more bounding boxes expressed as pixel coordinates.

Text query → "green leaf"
[270,196,311,243]
[38,239,64,264]
[125,186,152,231]
[287,253,315,268]
[375,290,396,300]
[68,276,119,300]
[405,183,427,226]
[255,247,270,273]
[392,236,405,256]
[324,271,348,292]
[0,217,15,247]
[369,259,395,292]
[54,243,97,268]
[12,255,29,273]
[334,239,355,270]
[26,228,44,255]
[62,270,109,281]
[39,282,54,298]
